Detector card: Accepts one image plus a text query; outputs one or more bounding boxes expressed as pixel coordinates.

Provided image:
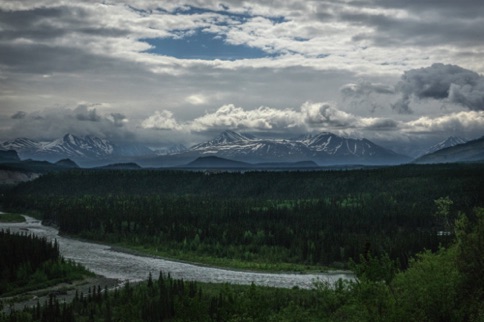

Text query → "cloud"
[11,111,27,119]
[448,82,484,111]
[108,113,128,127]
[74,104,101,122]
[394,63,484,113]
[340,81,395,112]
[335,1,484,49]
[1,1,484,150]
[405,110,484,134]
[3,105,133,141]
[141,110,183,131]
[301,102,357,127]
[340,81,395,98]
[141,101,401,136]
[341,64,484,114]
[362,118,399,131]
[185,94,207,105]
[190,104,302,132]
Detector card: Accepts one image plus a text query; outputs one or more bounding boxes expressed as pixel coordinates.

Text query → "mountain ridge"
[4,130,482,167]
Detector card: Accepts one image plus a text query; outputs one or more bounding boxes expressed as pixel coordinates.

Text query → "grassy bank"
[112,242,338,273]
[0,213,25,223]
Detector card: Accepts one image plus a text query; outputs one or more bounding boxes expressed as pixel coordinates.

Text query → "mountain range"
[186,130,410,165]
[0,134,155,166]
[0,131,482,167]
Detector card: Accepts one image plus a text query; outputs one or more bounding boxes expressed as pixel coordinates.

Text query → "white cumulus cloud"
[141,110,183,131]
[191,104,302,132]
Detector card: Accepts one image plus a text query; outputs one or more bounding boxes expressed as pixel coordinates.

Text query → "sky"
[1,0,484,156]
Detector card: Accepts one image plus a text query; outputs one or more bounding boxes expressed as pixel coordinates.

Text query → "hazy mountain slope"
[422,136,468,156]
[414,136,484,164]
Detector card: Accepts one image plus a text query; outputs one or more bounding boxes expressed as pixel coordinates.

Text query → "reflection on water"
[0,216,353,289]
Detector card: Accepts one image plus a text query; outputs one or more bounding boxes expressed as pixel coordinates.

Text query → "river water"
[0,216,353,289]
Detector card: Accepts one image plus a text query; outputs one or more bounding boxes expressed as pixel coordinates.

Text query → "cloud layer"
[1,1,483,155]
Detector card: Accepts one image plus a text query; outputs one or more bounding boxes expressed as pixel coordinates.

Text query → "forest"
[3,164,483,270]
[0,230,90,296]
[1,207,483,321]
[1,163,484,320]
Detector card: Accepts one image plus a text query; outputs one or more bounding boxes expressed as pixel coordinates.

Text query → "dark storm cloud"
[110,113,128,127]
[324,0,484,48]
[342,64,484,114]
[75,105,101,122]
[11,111,27,119]
[394,63,484,112]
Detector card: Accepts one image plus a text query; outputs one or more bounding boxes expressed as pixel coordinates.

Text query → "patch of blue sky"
[143,30,278,60]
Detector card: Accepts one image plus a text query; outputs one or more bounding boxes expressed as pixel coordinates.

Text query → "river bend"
[0,216,353,289]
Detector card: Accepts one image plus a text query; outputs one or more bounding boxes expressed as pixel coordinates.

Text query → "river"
[0,216,354,289]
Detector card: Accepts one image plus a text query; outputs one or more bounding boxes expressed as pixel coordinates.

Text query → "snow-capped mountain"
[297,132,400,159]
[187,130,409,165]
[1,130,411,167]
[42,134,115,159]
[0,134,153,164]
[422,136,468,156]
[1,134,115,161]
[1,138,39,155]
[190,131,310,162]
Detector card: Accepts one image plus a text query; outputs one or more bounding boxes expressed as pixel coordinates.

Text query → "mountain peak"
[191,130,255,150]
[216,130,255,143]
[424,136,468,155]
